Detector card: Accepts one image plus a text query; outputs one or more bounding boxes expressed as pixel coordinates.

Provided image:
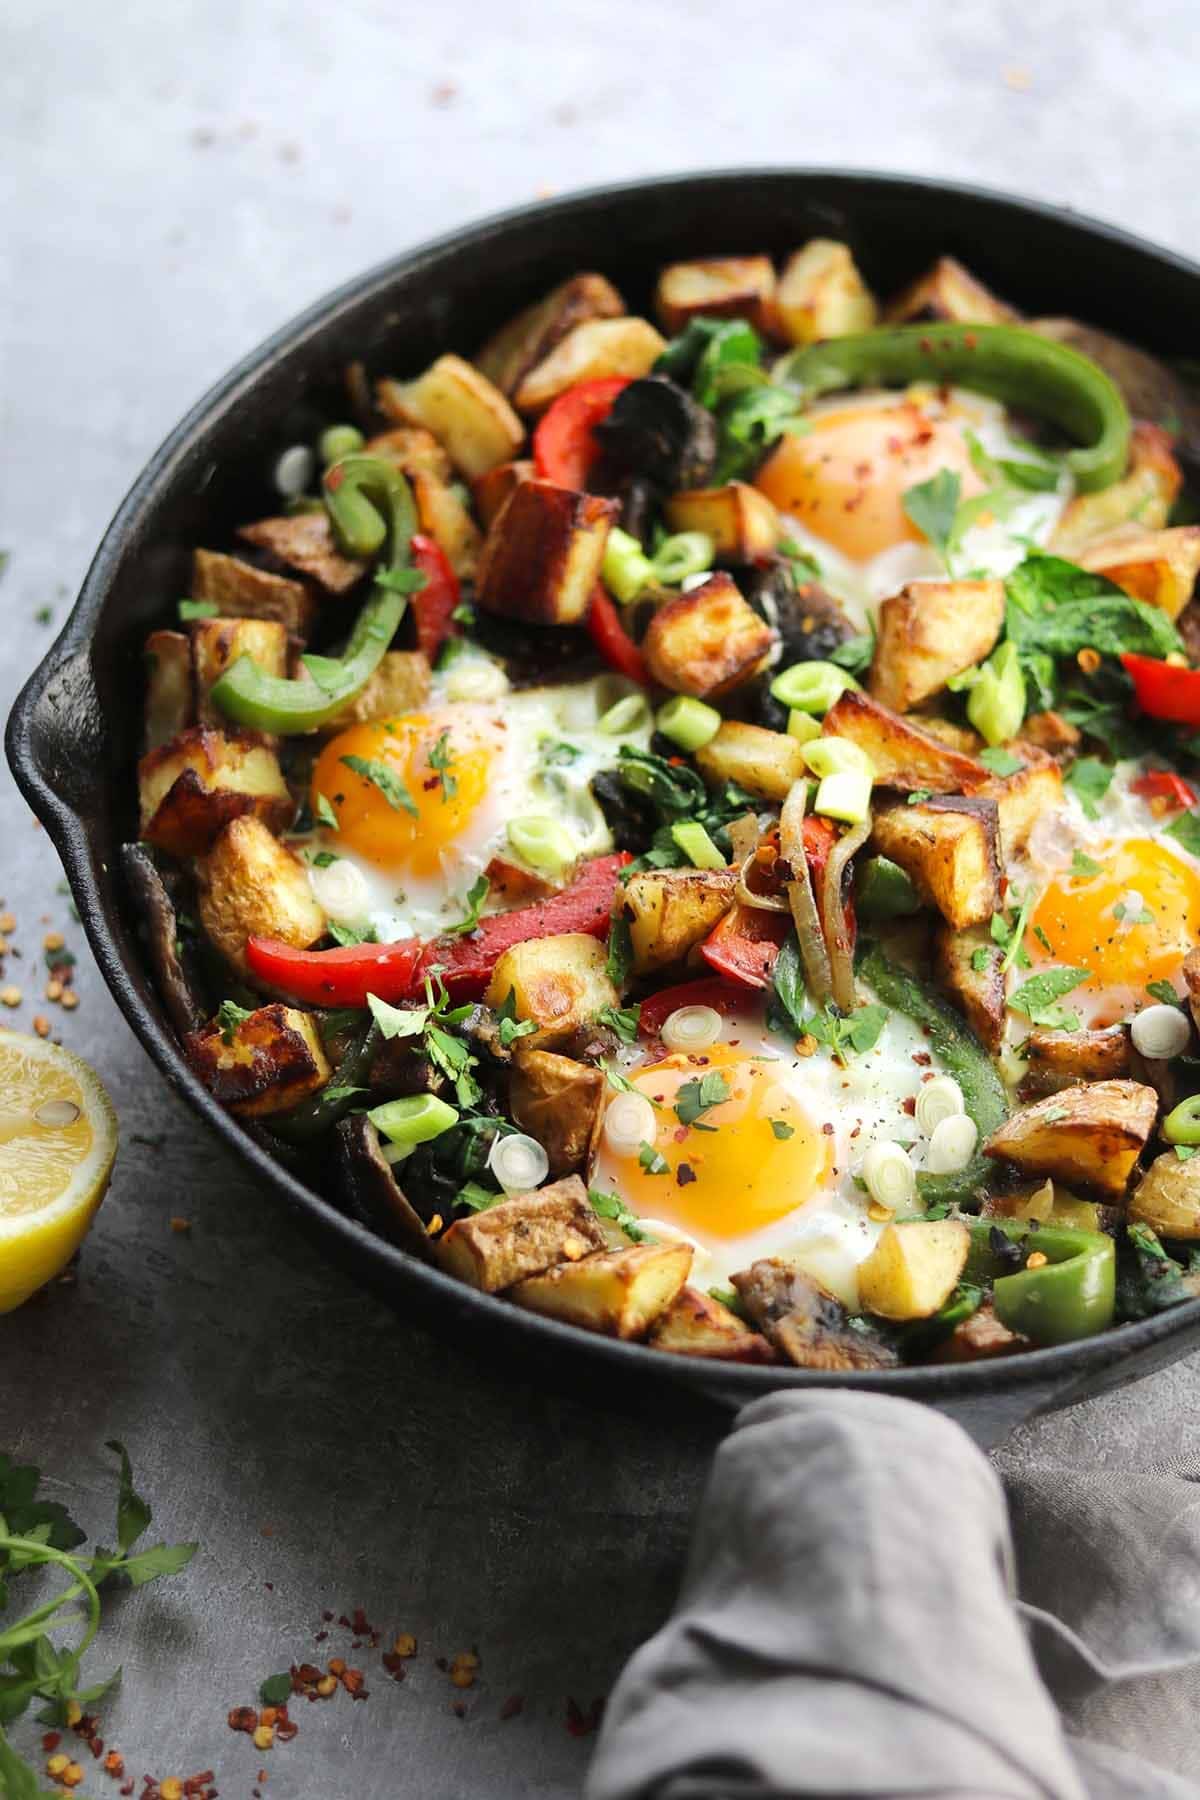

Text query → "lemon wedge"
[0,1031,118,1312]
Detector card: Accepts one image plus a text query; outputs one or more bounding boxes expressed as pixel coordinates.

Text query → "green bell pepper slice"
[775,324,1131,494]
[210,455,423,735]
[967,1219,1115,1345]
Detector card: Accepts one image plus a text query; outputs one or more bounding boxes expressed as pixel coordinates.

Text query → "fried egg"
[298,670,649,940]
[1017,763,1200,1029]
[755,386,1068,622]
[592,995,953,1304]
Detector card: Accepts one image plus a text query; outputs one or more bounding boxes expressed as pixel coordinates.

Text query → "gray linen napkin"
[585,1392,1199,1800]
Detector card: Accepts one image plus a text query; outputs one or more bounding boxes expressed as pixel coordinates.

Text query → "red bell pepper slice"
[244,936,424,1008]
[701,902,791,989]
[1130,769,1198,809]
[1121,653,1200,726]
[638,976,752,1041]
[586,586,648,686]
[532,377,629,489]
[417,852,632,1000]
[410,533,460,662]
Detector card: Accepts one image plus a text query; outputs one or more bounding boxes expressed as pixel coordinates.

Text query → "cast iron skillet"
[11,169,1200,1444]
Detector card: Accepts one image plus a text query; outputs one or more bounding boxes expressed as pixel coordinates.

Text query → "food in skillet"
[129,243,1200,1367]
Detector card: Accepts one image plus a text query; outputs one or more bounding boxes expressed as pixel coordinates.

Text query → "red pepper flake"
[676,1164,697,1186]
[566,1696,605,1738]
[382,1654,408,1681]
[275,1718,299,1743]
[821,1122,834,1135]
[120,1786,134,1797]
[435,1656,448,1672]
[500,1695,524,1721]
[42,1733,61,1753]
[902,1095,916,1115]
[314,1630,328,1642]
[227,1707,258,1734]
[323,465,344,492]
[341,1668,367,1699]
[912,1051,932,1067]
[321,1610,333,1622]
[451,1701,467,1718]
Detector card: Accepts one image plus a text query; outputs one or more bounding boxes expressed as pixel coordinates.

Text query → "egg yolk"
[599,1044,830,1241]
[311,708,499,875]
[754,395,984,562]
[1029,839,1200,1005]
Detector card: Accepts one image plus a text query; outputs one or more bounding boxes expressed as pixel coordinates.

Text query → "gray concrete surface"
[3,0,1200,1793]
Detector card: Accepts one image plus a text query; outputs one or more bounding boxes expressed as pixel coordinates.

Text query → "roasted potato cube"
[381,353,524,479]
[185,1002,331,1118]
[138,728,292,858]
[915,715,983,754]
[509,1050,604,1178]
[190,617,288,729]
[514,318,666,415]
[144,630,193,751]
[857,1220,970,1321]
[695,719,807,802]
[933,922,1005,1052]
[977,749,1064,861]
[822,689,989,793]
[731,1259,898,1370]
[238,512,366,597]
[1019,711,1081,757]
[884,256,1018,326]
[1051,423,1182,558]
[664,482,780,562]
[643,572,777,698]
[1021,1028,1132,1097]
[312,650,431,731]
[476,479,618,626]
[775,240,878,344]
[192,549,317,639]
[361,422,453,483]
[1076,525,1200,622]
[619,869,737,975]
[932,1301,1029,1363]
[476,273,625,398]
[510,1242,693,1339]
[483,933,618,1048]
[654,255,777,336]
[1129,1150,1200,1241]
[870,797,1001,929]
[869,579,1004,713]
[983,1079,1158,1197]
[647,1285,777,1362]
[409,467,483,581]
[436,1175,606,1293]
[197,815,326,974]
[472,459,534,528]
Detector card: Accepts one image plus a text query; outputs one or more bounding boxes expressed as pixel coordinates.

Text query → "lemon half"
[0,1031,118,1312]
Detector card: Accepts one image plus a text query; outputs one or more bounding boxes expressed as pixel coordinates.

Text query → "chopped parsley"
[769,1118,795,1140]
[495,987,538,1048]
[339,753,419,817]
[598,1003,641,1044]
[606,917,634,987]
[428,729,458,801]
[1166,809,1200,859]
[978,746,1024,776]
[315,792,340,832]
[1148,980,1182,1005]
[901,469,960,562]
[444,874,490,936]
[216,999,253,1043]
[589,1187,657,1243]
[674,1070,731,1129]
[1070,849,1103,878]
[178,597,219,620]
[1008,966,1090,1030]
[1065,757,1114,821]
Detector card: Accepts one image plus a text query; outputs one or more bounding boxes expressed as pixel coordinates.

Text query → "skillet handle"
[7,643,109,843]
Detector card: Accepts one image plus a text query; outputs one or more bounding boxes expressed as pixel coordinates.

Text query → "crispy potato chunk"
[138,728,292,858]
[514,318,666,415]
[933,922,1005,1052]
[484,933,618,1048]
[978,749,1064,861]
[238,512,366,597]
[620,869,737,975]
[857,1220,970,1321]
[192,549,317,639]
[437,1175,606,1293]
[509,1050,604,1179]
[1021,1028,1132,1097]
[822,689,989,793]
[144,630,193,752]
[1076,525,1200,622]
[361,422,453,483]
[869,579,1004,713]
[1129,1151,1200,1241]
[186,1003,331,1118]
[381,353,524,479]
[510,1242,693,1339]
[775,240,878,344]
[664,482,780,562]
[643,573,777,697]
[983,1079,1158,1197]
[648,1285,777,1362]
[476,273,625,397]
[408,467,483,581]
[871,797,1001,929]
[476,479,617,626]
[884,256,1018,326]
[1051,423,1182,558]
[198,816,326,974]
[654,256,777,336]
[312,650,431,732]
[695,720,807,802]
[473,459,534,528]
[732,1259,898,1370]
[190,617,288,729]
[1019,711,1081,758]
[932,1301,1029,1363]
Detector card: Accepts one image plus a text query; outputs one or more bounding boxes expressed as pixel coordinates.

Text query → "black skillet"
[11,169,1200,1446]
